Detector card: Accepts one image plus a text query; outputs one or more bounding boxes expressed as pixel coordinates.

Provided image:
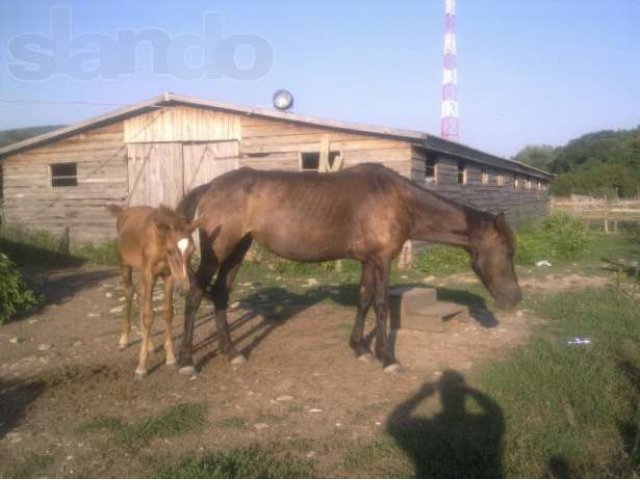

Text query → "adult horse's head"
[151,207,200,294]
[470,213,522,310]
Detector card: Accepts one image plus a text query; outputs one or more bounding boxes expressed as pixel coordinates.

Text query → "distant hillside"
[0,125,65,149]
[514,126,640,198]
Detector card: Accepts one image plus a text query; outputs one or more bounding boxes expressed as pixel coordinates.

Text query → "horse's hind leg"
[119,265,133,350]
[350,261,375,360]
[161,274,177,367]
[211,235,253,363]
[371,259,401,372]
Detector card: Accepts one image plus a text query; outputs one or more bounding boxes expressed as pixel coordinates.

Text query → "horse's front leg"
[135,270,156,379]
[211,236,252,364]
[350,261,375,360]
[372,259,402,373]
[178,261,215,375]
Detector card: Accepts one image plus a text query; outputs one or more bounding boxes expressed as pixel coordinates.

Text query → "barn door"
[183,141,238,193]
[127,143,184,208]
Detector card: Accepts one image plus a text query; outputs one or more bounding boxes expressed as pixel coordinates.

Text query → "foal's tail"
[106,204,124,217]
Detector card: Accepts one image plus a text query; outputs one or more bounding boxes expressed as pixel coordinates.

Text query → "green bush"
[0,252,39,323]
[413,245,470,276]
[517,213,589,265]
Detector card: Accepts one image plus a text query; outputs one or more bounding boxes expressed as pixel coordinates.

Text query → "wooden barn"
[0,92,552,247]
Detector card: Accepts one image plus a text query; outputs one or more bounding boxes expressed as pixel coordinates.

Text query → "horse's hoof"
[166,359,177,368]
[179,365,197,376]
[230,354,247,365]
[134,369,147,380]
[383,363,404,375]
[357,353,373,363]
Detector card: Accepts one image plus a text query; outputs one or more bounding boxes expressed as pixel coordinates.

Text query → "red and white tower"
[441,0,459,142]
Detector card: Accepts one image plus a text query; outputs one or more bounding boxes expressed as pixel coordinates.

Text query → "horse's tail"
[106,204,124,217]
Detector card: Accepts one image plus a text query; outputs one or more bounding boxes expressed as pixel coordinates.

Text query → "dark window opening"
[51,162,78,187]
[301,151,341,171]
[425,156,437,182]
[457,161,466,184]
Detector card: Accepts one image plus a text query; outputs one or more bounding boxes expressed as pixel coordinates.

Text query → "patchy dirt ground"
[0,265,605,477]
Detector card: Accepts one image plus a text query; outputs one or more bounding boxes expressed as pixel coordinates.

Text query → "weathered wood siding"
[239,116,412,176]
[124,106,241,143]
[1,123,127,244]
[411,147,548,223]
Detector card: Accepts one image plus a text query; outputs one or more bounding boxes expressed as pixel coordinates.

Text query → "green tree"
[513,145,556,171]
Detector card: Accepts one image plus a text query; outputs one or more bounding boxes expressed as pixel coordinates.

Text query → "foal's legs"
[161,274,177,367]
[119,265,134,350]
[135,269,156,378]
[210,236,253,363]
[349,261,375,359]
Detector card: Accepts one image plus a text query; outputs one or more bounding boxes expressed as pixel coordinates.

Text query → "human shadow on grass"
[186,282,499,371]
[0,378,46,440]
[616,359,640,473]
[386,370,504,478]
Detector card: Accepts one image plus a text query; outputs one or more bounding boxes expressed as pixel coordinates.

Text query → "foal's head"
[151,206,200,293]
[470,213,522,310]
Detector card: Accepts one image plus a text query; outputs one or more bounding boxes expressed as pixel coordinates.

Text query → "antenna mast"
[441,0,459,142]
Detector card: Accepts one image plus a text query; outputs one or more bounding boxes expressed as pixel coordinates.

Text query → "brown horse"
[176,163,522,374]
[107,205,199,378]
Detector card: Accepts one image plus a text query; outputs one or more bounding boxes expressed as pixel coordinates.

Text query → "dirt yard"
[0,265,605,477]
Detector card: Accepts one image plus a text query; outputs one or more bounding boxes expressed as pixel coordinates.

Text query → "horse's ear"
[495,212,507,230]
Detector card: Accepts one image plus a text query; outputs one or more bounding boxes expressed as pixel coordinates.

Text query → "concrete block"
[389,286,468,332]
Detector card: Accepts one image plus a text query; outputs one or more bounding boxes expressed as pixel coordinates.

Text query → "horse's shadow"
[187,281,499,371]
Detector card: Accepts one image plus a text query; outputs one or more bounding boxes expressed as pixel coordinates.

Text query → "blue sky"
[0,0,638,157]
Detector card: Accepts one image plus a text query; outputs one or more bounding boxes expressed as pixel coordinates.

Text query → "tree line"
[514,126,640,198]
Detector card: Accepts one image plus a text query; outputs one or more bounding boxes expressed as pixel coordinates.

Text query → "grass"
[478,288,640,477]
[3,452,53,478]
[0,226,119,268]
[153,445,315,479]
[76,403,207,451]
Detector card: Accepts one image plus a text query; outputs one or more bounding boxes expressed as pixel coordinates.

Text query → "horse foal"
[107,204,199,378]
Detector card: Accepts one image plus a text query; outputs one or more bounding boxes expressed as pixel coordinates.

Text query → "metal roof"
[0,92,553,180]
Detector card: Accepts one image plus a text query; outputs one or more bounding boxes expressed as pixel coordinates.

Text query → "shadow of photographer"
[387,369,504,478]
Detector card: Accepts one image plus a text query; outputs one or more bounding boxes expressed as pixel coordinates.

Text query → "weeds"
[479,289,640,477]
[0,252,39,324]
[3,452,53,478]
[76,403,207,450]
[154,445,314,479]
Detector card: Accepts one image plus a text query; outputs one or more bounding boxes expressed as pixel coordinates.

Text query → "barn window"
[525,178,532,189]
[537,180,542,191]
[481,167,489,185]
[300,151,341,171]
[50,162,78,187]
[513,175,519,189]
[457,161,467,184]
[497,174,505,186]
[425,156,438,183]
